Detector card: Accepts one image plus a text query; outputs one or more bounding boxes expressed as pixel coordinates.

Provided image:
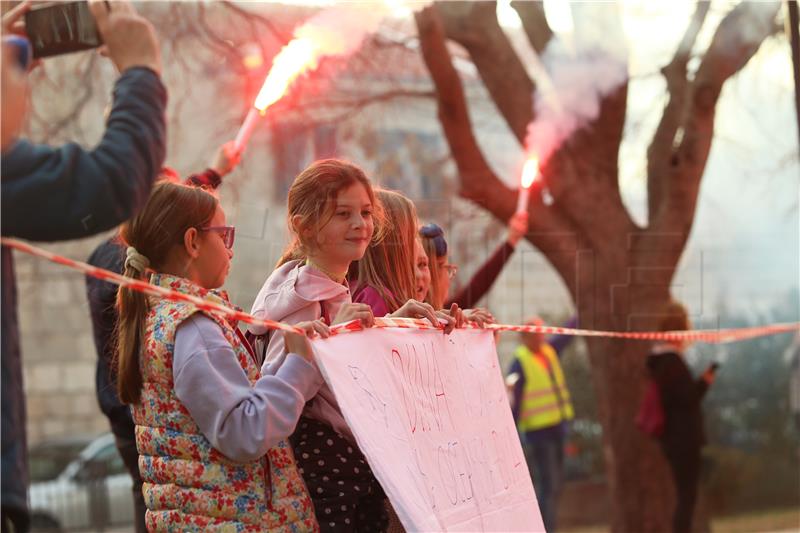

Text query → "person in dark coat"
[1,3,165,531]
[647,300,717,533]
[85,143,240,533]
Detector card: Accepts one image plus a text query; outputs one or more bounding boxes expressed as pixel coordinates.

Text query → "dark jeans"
[1,506,29,533]
[114,435,146,533]
[523,432,565,532]
[663,444,701,533]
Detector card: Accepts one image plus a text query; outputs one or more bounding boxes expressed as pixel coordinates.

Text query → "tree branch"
[220,1,290,44]
[415,6,584,286]
[650,1,780,243]
[510,0,552,54]
[543,83,637,247]
[277,89,436,128]
[196,3,248,77]
[433,1,534,144]
[646,1,710,226]
[302,89,435,111]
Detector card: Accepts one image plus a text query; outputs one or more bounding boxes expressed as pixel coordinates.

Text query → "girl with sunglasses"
[114,181,323,531]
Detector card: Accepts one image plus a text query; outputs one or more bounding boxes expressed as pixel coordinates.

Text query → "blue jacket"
[1,67,166,514]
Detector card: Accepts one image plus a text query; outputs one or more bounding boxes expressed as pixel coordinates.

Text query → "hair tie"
[125,246,150,274]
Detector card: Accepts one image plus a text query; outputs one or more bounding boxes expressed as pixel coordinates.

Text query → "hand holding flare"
[516,157,539,214]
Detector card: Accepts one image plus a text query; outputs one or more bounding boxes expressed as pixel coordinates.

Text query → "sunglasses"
[200,225,236,250]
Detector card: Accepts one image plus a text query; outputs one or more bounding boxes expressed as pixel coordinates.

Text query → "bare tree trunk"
[572,245,677,531]
[787,0,800,149]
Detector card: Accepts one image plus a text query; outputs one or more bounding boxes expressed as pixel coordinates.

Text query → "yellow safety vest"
[515,343,574,432]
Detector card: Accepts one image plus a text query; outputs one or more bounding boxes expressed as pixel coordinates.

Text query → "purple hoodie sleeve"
[353,285,391,317]
[173,314,323,462]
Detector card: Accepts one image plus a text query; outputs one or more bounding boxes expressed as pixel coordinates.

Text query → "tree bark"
[787,0,800,149]
[415,2,780,531]
[434,1,534,143]
[510,0,552,54]
[650,2,780,244]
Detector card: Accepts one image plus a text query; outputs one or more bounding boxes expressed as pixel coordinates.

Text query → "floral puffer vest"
[133,273,318,532]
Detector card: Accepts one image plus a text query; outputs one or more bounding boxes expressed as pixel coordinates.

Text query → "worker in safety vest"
[507,316,576,532]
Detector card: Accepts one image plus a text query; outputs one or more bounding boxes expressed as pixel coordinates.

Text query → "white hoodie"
[250,259,354,441]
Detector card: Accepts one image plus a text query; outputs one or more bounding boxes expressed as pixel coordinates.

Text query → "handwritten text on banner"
[312,328,543,532]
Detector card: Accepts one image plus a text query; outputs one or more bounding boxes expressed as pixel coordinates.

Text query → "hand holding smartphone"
[22,1,161,76]
[25,1,103,59]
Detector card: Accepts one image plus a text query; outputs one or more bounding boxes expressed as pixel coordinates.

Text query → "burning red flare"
[233,2,393,153]
[233,36,323,152]
[254,38,319,112]
[521,157,539,188]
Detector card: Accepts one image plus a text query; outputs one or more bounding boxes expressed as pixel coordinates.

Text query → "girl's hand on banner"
[436,307,458,334]
[295,319,330,339]
[284,328,315,363]
[332,303,375,328]
[391,299,439,326]
[464,307,495,328]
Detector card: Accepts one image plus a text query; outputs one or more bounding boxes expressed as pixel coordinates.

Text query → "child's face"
[313,183,375,267]
[414,238,431,301]
[196,204,233,289]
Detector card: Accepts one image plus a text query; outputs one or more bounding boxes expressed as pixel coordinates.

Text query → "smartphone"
[25,1,103,59]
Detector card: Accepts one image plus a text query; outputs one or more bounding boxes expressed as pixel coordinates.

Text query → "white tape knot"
[125,246,150,274]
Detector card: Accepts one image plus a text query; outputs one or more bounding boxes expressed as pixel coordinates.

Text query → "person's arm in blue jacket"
[1,67,166,240]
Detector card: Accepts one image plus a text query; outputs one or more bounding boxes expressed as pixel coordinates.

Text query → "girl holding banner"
[114,182,323,531]
[249,159,456,531]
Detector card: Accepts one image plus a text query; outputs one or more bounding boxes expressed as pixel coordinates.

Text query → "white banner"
[312,328,543,532]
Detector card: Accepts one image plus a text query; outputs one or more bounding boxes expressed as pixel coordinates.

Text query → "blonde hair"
[277,159,383,267]
[421,236,446,308]
[355,189,419,312]
[116,182,218,404]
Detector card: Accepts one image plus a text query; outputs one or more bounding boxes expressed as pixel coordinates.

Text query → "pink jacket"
[250,259,355,441]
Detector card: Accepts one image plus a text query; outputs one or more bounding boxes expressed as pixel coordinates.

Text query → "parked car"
[28,433,134,532]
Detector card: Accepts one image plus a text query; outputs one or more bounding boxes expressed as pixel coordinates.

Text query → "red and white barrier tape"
[327,317,799,343]
[2,238,304,335]
[4,237,798,344]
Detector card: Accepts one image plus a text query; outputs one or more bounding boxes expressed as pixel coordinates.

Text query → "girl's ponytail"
[116,260,149,404]
[114,182,218,404]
